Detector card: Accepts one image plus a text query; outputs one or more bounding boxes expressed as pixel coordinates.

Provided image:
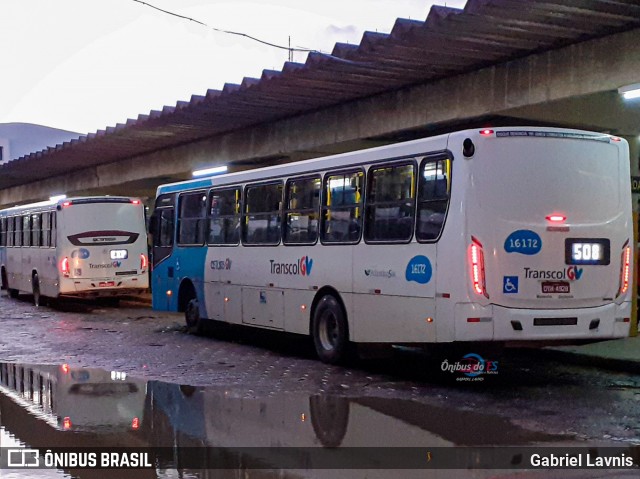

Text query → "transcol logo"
[566,266,583,281]
[270,256,313,276]
[89,261,121,269]
[523,266,583,281]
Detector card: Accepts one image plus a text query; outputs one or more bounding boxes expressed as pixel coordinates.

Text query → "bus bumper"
[454,302,631,342]
[59,276,149,297]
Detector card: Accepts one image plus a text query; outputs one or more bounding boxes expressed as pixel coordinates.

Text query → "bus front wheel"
[311,294,350,364]
[185,298,204,335]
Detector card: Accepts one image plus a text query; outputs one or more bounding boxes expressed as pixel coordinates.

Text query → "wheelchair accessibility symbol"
[503,276,519,294]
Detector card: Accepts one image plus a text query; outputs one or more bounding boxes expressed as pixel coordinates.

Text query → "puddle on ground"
[0,362,632,479]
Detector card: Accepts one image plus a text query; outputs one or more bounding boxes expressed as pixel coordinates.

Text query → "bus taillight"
[131,417,140,430]
[60,257,70,277]
[140,254,148,270]
[545,214,566,223]
[618,245,631,296]
[469,238,488,298]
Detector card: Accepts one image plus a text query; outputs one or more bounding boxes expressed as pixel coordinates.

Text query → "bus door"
[150,195,177,310]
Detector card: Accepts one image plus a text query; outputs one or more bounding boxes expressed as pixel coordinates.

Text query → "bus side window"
[177,192,207,246]
[32,214,41,247]
[22,215,31,247]
[150,204,175,267]
[7,217,14,247]
[15,215,23,247]
[284,176,320,245]
[41,213,50,247]
[364,162,416,242]
[321,170,364,244]
[416,158,451,241]
[158,209,175,247]
[50,212,57,248]
[0,217,5,247]
[243,182,283,245]
[208,187,241,245]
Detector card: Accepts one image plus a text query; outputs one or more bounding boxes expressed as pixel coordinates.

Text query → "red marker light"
[618,246,631,295]
[60,257,70,277]
[480,129,494,136]
[62,201,72,208]
[61,364,70,374]
[469,237,488,298]
[611,136,622,142]
[546,214,566,223]
[131,417,140,430]
[131,199,141,205]
[63,417,72,430]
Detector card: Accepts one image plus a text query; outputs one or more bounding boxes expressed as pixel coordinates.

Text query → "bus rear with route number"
[57,198,149,296]
[454,128,633,343]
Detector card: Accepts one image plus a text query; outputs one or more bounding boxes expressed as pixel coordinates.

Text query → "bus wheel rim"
[318,310,339,351]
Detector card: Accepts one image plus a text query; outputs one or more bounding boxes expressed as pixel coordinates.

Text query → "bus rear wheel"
[185,298,204,335]
[311,294,350,364]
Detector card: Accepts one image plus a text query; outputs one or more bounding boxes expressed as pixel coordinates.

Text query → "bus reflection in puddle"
[0,362,622,479]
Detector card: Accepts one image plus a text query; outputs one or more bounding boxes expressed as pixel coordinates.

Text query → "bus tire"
[32,273,42,307]
[185,298,203,335]
[311,294,350,364]
[0,267,7,291]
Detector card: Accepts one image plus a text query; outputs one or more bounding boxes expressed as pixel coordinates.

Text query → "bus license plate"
[541,281,570,294]
[99,281,115,287]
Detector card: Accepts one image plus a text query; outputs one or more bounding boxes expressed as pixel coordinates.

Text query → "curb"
[538,348,640,375]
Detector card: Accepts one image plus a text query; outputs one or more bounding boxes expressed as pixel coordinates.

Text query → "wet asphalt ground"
[0,290,639,446]
[0,293,640,479]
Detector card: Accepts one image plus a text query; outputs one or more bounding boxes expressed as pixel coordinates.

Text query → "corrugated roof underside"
[2,0,639,189]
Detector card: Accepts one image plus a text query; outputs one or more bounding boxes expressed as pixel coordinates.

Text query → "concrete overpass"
[1,0,640,207]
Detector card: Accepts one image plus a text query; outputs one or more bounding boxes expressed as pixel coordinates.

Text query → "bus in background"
[150,127,633,364]
[0,196,149,306]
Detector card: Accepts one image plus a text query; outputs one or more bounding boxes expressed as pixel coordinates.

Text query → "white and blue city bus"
[150,127,634,364]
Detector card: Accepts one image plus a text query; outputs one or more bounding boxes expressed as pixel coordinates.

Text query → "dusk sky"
[1,0,466,134]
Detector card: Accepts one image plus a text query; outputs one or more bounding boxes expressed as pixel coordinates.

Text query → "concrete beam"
[2,27,640,207]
